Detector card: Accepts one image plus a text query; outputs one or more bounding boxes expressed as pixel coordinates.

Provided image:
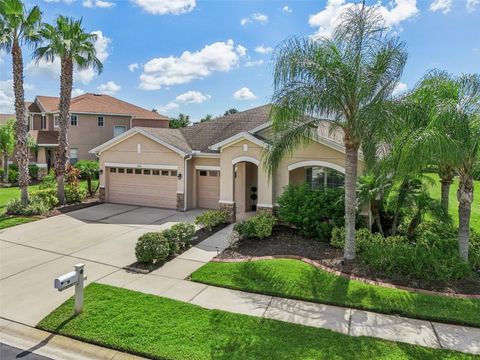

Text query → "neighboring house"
[26,93,169,177]
[90,105,365,222]
[0,114,15,126]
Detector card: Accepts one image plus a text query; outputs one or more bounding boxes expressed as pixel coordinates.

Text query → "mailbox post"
[54,263,86,315]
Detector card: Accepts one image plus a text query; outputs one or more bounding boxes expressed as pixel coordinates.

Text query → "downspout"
[183,152,193,211]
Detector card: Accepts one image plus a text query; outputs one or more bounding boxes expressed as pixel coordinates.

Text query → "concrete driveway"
[0,204,202,326]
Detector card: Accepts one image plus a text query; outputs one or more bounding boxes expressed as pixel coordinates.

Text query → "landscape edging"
[211,255,480,299]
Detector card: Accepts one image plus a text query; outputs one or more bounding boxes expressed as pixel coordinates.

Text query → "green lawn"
[190,259,480,328]
[38,283,475,360]
[427,173,480,232]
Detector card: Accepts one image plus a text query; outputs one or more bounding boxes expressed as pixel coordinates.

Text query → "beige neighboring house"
[25,93,169,177]
[90,105,365,221]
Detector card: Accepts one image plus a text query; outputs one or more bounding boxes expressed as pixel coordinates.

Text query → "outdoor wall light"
[99,169,103,175]
[177,173,182,180]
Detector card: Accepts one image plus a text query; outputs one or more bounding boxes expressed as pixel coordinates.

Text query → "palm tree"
[265,3,407,260]
[34,16,102,204]
[399,73,480,261]
[0,119,16,183]
[0,0,42,203]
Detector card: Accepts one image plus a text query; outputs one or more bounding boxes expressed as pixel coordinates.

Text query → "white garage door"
[107,167,177,208]
[197,170,220,209]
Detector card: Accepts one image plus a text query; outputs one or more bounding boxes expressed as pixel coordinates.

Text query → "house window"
[143,169,151,175]
[109,168,116,173]
[113,125,126,137]
[41,116,47,130]
[209,171,219,177]
[126,168,133,174]
[118,168,125,173]
[70,114,78,126]
[161,170,169,176]
[152,170,160,175]
[54,115,59,128]
[97,116,104,127]
[306,167,344,189]
[199,170,207,176]
[69,148,78,165]
[170,170,177,177]
[135,169,142,174]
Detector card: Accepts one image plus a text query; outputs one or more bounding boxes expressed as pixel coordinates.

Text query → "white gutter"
[183,152,193,211]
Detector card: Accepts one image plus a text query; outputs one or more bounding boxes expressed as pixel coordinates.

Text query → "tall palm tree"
[34,16,102,204]
[0,0,42,203]
[399,73,480,261]
[0,118,16,183]
[265,3,407,260]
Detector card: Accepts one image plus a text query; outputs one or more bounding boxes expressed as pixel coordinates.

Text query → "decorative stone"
[99,186,106,202]
[176,193,185,211]
[220,202,236,223]
[256,205,274,215]
[37,167,48,180]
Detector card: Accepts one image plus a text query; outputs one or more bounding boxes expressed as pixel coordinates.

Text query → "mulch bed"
[46,197,101,216]
[217,225,480,295]
[125,223,229,274]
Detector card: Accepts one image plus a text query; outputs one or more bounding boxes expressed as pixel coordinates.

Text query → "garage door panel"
[108,170,177,209]
[197,170,220,209]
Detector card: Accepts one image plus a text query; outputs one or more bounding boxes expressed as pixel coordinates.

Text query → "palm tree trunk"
[11,40,29,204]
[56,57,73,205]
[391,180,408,236]
[457,173,473,262]
[344,143,359,261]
[3,152,9,183]
[371,200,383,235]
[439,167,454,213]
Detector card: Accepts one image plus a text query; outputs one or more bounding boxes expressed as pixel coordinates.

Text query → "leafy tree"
[223,108,238,116]
[0,0,42,203]
[200,114,213,123]
[265,3,407,260]
[34,16,103,204]
[169,113,190,128]
[0,118,15,183]
[75,160,99,196]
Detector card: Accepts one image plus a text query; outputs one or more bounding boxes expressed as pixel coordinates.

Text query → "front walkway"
[97,224,480,356]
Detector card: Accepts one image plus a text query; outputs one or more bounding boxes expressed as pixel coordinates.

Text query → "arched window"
[306,167,344,189]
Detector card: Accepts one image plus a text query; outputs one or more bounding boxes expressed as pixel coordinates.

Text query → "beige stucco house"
[26,93,169,177]
[90,105,364,221]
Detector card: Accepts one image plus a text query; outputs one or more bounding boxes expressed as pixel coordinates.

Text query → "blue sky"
[1,0,479,121]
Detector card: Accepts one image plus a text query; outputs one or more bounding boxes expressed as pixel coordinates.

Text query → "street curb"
[0,317,147,360]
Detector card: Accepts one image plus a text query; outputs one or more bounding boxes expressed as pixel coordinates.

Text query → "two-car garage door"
[107,167,177,209]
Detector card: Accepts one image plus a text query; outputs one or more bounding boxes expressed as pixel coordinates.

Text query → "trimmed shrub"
[6,198,49,216]
[31,188,58,209]
[135,232,171,264]
[195,209,229,231]
[39,170,56,190]
[8,169,18,184]
[470,231,480,269]
[28,164,39,180]
[234,213,278,240]
[277,184,345,241]
[163,222,196,252]
[65,184,87,204]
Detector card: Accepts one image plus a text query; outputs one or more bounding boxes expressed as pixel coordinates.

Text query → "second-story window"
[97,116,104,127]
[54,115,59,128]
[70,114,78,126]
[41,116,47,130]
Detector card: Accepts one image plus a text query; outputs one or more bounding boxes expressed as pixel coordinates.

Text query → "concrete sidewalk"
[97,224,480,355]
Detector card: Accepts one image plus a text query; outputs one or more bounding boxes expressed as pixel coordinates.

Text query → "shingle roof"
[179,105,272,152]
[26,101,42,113]
[35,93,168,121]
[30,130,59,145]
[137,127,192,153]
[0,114,15,125]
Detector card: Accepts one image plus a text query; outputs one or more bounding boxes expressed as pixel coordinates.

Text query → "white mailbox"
[54,263,85,314]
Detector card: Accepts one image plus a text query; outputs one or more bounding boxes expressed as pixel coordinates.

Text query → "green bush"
[470,231,480,269]
[31,188,58,209]
[163,222,196,252]
[135,232,171,264]
[39,170,56,190]
[65,184,87,204]
[8,163,18,171]
[6,198,50,216]
[234,213,278,240]
[28,164,39,180]
[330,227,395,251]
[277,184,345,241]
[195,209,229,231]
[8,169,18,183]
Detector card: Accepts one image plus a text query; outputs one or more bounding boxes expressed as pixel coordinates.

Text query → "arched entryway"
[233,156,259,216]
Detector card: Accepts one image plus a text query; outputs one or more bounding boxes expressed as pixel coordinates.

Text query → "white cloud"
[467,0,479,12]
[132,0,196,15]
[245,59,264,67]
[157,102,179,113]
[392,82,408,96]
[24,83,35,91]
[128,63,139,72]
[254,45,273,54]
[175,90,210,104]
[139,39,245,90]
[235,45,247,57]
[429,0,452,13]
[44,0,76,4]
[72,88,85,97]
[83,0,115,8]
[241,12,268,25]
[0,79,14,114]
[309,0,419,39]
[26,30,111,85]
[233,87,257,100]
[97,81,121,95]
[282,5,292,13]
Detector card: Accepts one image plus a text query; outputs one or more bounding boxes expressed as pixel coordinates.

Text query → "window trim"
[113,125,127,137]
[97,116,104,127]
[305,166,344,190]
[54,115,59,128]
[70,114,78,126]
